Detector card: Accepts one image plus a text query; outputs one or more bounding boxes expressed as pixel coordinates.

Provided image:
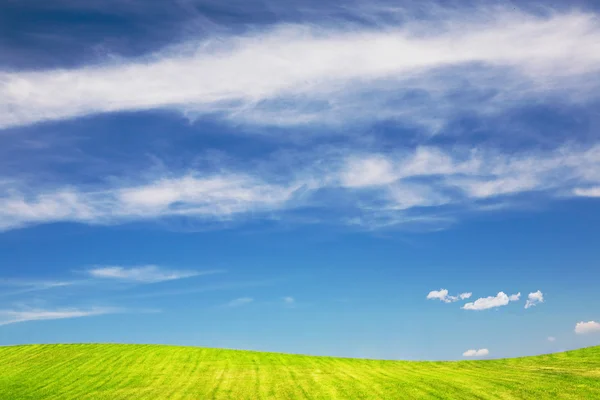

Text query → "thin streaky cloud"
[0,278,75,289]
[224,297,254,307]
[0,307,119,326]
[0,173,301,231]
[0,279,79,297]
[2,144,600,231]
[1,9,600,129]
[573,187,600,197]
[86,265,223,283]
[112,280,279,300]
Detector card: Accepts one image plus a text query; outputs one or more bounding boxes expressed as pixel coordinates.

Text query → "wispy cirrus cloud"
[0,278,78,297]
[573,187,600,197]
[224,297,254,307]
[0,307,118,326]
[114,279,278,300]
[0,278,74,290]
[0,173,302,231]
[86,265,222,283]
[1,8,599,130]
[2,144,600,231]
[1,5,600,236]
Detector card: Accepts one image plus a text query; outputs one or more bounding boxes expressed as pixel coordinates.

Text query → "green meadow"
[0,344,598,399]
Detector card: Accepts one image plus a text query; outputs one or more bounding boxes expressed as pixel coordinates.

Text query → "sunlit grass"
[0,344,598,399]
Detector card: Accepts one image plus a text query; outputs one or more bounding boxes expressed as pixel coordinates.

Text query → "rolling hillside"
[0,344,598,399]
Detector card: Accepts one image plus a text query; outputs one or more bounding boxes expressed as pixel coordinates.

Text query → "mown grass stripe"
[0,344,598,399]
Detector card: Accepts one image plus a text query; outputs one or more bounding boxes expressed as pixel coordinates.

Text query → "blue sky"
[1,0,600,360]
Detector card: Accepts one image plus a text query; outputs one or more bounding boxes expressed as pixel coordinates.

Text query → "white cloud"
[573,187,600,197]
[1,144,600,232]
[548,336,556,342]
[117,175,296,215]
[0,173,301,231]
[452,176,540,199]
[525,290,544,309]
[225,297,254,307]
[334,144,600,228]
[463,348,489,357]
[427,289,471,303]
[87,265,218,283]
[462,291,520,311]
[0,307,117,326]
[283,296,295,304]
[1,9,599,130]
[0,279,76,297]
[575,321,600,335]
[509,293,521,302]
[427,289,450,302]
[339,144,600,200]
[339,156,397,188]
[0,278,74,290]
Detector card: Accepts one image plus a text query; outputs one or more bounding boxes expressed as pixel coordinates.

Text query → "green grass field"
[0,344,598,399]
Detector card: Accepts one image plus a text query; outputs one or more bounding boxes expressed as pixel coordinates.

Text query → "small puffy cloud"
[87,265,217,283]
[548,336,556,342]
[463,349,489,357]
[575,321,600,335]
[462,291,520,311]
[427,289,449,301]
[427,289,471,303]
[283,297,295,304]
[226,297,254,307]
[525,290,544,309]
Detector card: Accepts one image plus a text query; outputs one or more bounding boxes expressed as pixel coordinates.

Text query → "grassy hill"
[0,344,598,399]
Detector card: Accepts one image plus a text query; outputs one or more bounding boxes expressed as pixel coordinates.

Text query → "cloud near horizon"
[575,321,600,334]
[463,348,489,357]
